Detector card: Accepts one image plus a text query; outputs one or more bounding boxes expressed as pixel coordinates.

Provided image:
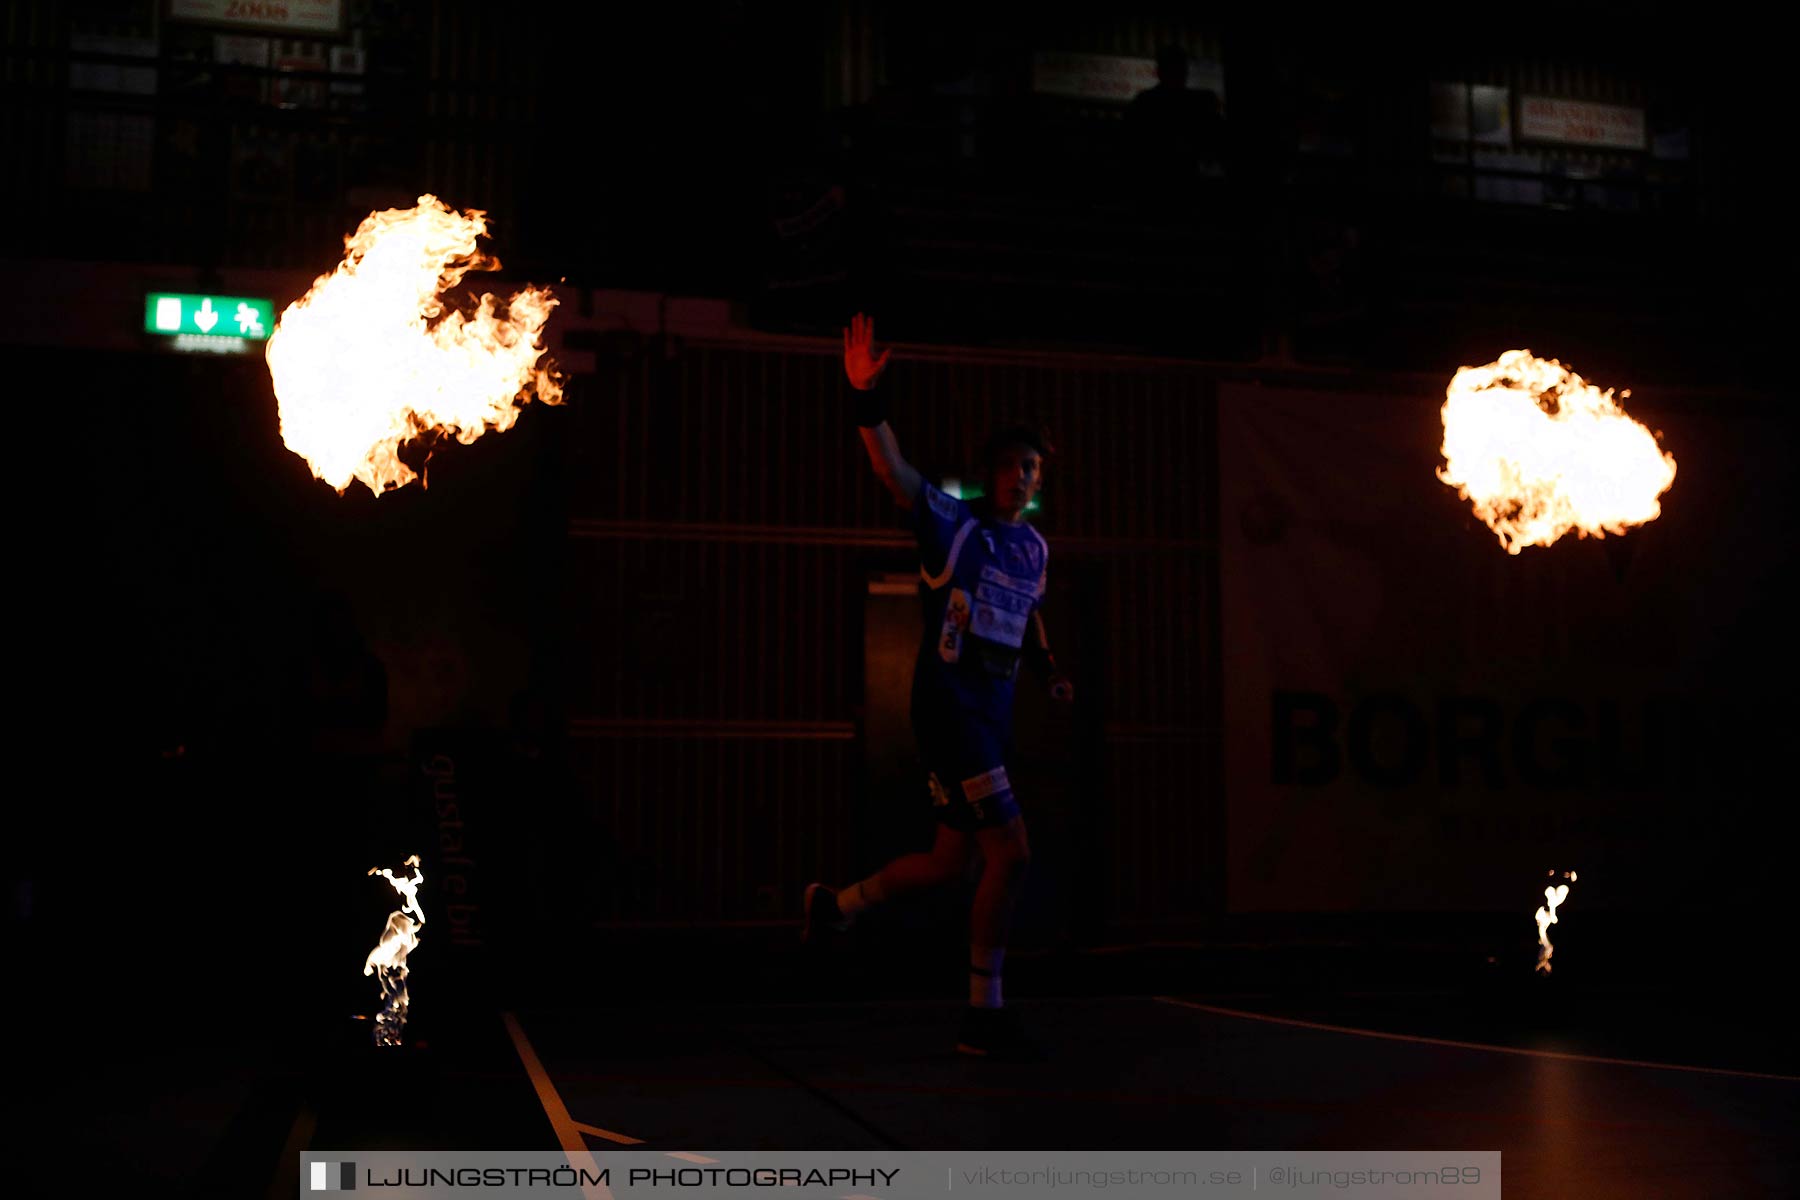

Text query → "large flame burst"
[1438,351,1676,554]
[266,195,561,496]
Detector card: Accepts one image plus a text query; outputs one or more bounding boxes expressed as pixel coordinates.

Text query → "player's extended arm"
[1026,610,1075,704]
[844,313,922,509]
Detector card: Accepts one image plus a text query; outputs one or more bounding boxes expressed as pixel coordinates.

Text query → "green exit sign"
[143,292,276,343]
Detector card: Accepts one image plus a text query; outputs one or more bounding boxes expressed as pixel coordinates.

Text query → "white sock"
[970,944,1004,1009]
[837,875,885,922]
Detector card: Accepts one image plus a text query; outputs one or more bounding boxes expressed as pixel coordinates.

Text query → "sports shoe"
[801,882,849,945]
[955,1006,1043,1061]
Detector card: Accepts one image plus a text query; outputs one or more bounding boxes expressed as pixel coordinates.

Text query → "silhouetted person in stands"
[1125,46,1224,181]
[277,588,389,996]
[505,687,597,950]
[291,589,388,751]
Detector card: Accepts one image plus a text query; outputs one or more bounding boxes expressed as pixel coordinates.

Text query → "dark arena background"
[6,5,1797,1199]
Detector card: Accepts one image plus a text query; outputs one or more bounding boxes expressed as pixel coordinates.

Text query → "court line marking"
[264,1104,316,1200]
[501,1011,621,1200]
[730,1026,912,1151]
[496,1068,1704,1130]
[1155,996,1800,1083]
[575,1122,645,1145]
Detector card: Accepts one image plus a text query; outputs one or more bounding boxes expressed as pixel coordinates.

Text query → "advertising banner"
[1518,96,1646,149]
[1218,383,1792,911]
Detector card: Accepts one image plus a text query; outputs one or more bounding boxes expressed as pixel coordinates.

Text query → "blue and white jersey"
[910,479,1049,731]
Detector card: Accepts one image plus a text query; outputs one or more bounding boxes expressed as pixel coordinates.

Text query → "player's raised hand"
[843,312,891,392]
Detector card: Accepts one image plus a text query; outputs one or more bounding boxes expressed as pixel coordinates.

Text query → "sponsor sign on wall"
[1032,51,1224,104]
[169,0,344,36]
[1518,95,1646,149]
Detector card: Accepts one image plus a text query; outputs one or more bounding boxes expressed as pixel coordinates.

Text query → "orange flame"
[364,853,425,1046]
[1534,868,1576,973]
[267,195,561,496]
[1439,351,1675,553]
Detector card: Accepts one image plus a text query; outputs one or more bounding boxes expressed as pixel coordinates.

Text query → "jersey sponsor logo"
[979,564,1044,599]
[979,564,1051,597]
[926,485,959,521]
[961,765,1011,802]
[975,582,1033,615]
[972,603,1028,648]
[1003,538,1042,577]
[939,587,970,662]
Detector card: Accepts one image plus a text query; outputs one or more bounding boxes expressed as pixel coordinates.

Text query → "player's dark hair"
[979,421,1055,473]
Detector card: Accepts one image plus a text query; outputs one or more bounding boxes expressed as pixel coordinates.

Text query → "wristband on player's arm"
[853,390,888,428]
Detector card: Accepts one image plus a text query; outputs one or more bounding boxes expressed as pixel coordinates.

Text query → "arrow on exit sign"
[144,292,276,342]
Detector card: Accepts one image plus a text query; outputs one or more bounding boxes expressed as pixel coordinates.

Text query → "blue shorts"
[916,717,1020,832]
